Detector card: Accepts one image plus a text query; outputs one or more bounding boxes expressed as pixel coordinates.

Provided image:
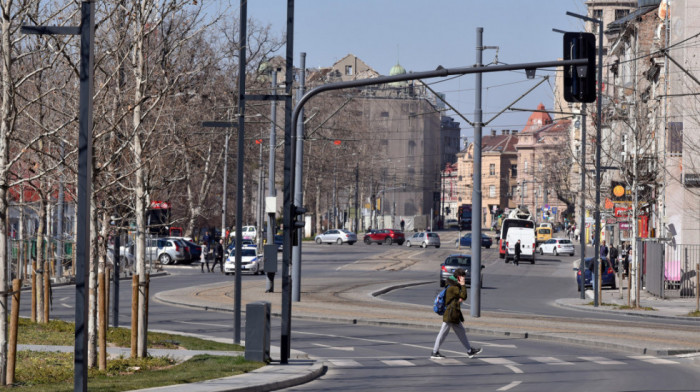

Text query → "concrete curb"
[128,361,326,392]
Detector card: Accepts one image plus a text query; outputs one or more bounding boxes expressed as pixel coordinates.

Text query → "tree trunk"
[87,200,98,367]
[36,197,46,323]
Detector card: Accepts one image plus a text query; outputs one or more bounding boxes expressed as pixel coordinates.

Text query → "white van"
[505,227,536,264]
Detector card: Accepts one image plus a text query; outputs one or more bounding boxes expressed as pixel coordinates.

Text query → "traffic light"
[458,206,463,219]
[291,204,306,246]
[563,32,596,103]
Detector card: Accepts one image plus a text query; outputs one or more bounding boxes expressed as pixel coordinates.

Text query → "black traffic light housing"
[563,32,596,103]
[291,205,306,246]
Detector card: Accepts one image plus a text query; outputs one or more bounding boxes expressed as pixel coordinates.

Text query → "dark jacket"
[514,241,521,256]
[443,276,467,323]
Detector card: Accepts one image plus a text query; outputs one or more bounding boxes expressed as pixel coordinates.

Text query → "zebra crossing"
[326,354,680,368]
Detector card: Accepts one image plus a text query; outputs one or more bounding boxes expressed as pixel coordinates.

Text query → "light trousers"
[433,321,472,353]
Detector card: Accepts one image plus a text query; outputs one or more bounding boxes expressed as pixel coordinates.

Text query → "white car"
[241,226,257,241]
[445,219,459,229]
[224,247,263,275]
[314,229,357,245]
[537,238,575,256]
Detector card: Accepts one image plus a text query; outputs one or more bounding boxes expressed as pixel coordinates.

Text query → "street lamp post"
[22,2,95,389]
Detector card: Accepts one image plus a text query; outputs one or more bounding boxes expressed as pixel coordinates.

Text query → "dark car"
[363,229,405,245]
[274,234,284,251]
[439,254,484,288]
[455,233,493,248]
[575,257,616,291]
[176,238,201,263]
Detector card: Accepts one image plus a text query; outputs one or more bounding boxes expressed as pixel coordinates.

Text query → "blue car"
[455,233,493,248]
[575,257,616,291]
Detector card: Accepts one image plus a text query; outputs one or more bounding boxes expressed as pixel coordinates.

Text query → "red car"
[363,229,405,245]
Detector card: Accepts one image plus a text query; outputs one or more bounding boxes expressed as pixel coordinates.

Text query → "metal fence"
[644,241,700,298]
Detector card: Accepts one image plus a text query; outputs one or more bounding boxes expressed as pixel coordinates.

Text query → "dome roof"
[389,62,407,76]
[523,103,552,132]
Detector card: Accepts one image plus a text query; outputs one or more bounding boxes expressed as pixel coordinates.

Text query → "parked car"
[227,239,256,254]
[405,231,440,248]
[455,233,493,249]
[363,229,405,245]
[439,254,484,288]
[224,247,263,275]
[273,234,284,251]
[445,219,459,229]
[167,237,201,263]
[241,226,257,240]
[537,238,575,256]
[121,238,188,265]
[315,229,357,245]
[575,257,616,291]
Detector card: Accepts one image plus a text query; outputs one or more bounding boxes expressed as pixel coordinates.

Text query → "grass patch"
[11,319,259,390]
[11,352,263,391]
[686,310,700,317]
[19,318,243,351]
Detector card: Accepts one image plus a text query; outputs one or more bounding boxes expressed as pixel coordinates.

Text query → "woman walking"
[431,268,482,359]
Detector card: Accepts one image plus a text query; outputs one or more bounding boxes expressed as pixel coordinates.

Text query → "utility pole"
[471,27,484,317]
[292,52,305,302]
[22,2,95,389]
[266,70,278,293]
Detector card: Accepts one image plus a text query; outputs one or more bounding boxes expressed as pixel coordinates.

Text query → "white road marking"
[505,365,524,374]
[328,359,361,367]
[61,303,73,309]
[579,356,626,365]
[628,355,679,364]
[432,358,463,365]
[530,356,574,365]
[497,381,522,391]
[311,343,355,351]
[479,357,523,373]
[381,359,415,367]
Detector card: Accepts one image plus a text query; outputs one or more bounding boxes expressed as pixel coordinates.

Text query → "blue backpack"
[433,287,448,315]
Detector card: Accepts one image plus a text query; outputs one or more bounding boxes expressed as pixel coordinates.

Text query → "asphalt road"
[21,234,700,391]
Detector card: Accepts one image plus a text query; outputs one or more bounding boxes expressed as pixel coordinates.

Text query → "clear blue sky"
[235,0,588,141]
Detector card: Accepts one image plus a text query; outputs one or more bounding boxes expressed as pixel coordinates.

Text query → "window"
[524,160,528,172]
[489,185,496,198]
[408,140,416,155]
[668,122,683,157]
[593,9,603,21]
[523,182,528,194]
[489,163,496,175]
[345,65,353,75]
[615,9,629,20]
[511,164,517,178]
[511,185,517,197]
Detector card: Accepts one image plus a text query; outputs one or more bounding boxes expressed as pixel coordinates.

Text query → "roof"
[606,6,658,34]
[522,103,552,133]
[481,133,519,154]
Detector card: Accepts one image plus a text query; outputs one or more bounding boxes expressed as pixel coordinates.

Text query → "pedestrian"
[600,240,608,259]
[609,243,619,271]
[400,219,405,232]
[623,242,631,277]
[200,241,211,273]
[514,239,521,266]
[211,239,224,273]
[574,227,580,241]
[431,268,482,360]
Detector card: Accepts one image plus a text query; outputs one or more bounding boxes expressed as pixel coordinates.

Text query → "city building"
[456,129,519,230]
[514,104,571,224]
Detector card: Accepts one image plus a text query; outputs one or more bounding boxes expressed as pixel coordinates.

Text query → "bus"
[499,208,535,258]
